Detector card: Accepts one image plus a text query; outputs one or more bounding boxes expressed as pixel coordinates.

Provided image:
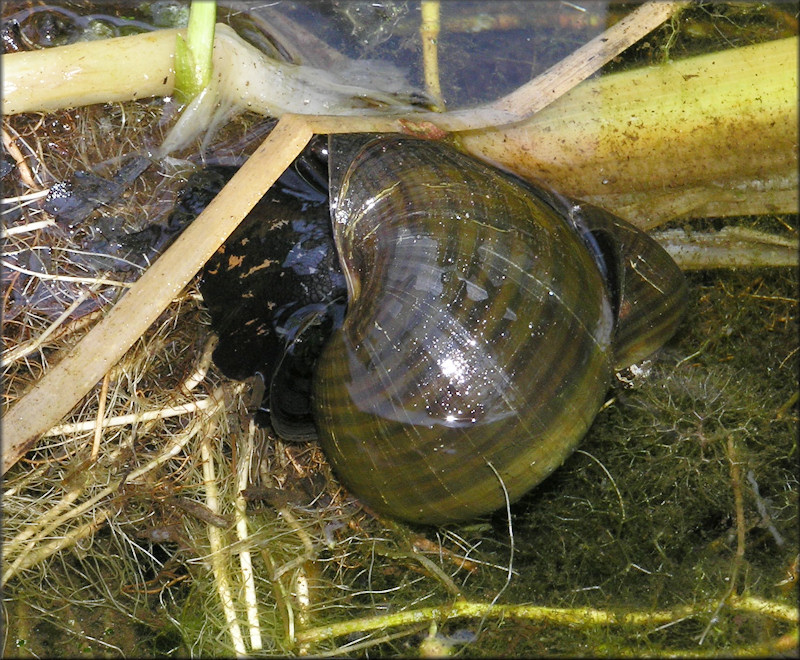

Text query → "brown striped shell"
[312,134,686,525]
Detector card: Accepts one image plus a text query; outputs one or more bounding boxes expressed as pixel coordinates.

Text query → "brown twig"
[2,115,313,474]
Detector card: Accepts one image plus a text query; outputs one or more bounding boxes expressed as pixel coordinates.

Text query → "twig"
[1,115,314,474]
[2,3,681,135]
[488,2,686,124]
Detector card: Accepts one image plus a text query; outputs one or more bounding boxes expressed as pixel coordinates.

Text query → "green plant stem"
[294,595,798,646]
[2,25,794,225]
[174,1,216,103]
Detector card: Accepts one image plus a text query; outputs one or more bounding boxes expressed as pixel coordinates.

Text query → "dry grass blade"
[2,115,313,474]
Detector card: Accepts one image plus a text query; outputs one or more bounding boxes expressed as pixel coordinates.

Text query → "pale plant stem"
[1,259,132,288]
[420,1,444,109]
[731,595,798,623]
[181,334,218,393]
[1,189,50,205]
[90,373,110,461]
[43,395,221,436]
[461,35,798,226]
[234,422,263,651]
[199,433,247,656]
[0,217,55,237]
[0,3,684,133]
[653,227,799,270]
[2,28,180,115]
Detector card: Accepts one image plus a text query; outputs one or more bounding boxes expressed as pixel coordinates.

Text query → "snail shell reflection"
[201,134,686,525]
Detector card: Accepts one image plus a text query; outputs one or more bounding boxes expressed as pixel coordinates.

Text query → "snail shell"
[313,134,686,524]
[200,133,686,525]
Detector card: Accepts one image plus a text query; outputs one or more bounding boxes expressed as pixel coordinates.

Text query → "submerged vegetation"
[1,1,797,656]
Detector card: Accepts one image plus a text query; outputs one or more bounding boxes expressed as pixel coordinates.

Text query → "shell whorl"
[314,135,616,524]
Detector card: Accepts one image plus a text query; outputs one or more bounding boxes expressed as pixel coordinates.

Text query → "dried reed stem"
[2,115,314,474]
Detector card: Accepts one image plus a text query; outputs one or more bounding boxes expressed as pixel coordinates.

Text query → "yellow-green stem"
[174,1,216,103]
[460,37,798,227]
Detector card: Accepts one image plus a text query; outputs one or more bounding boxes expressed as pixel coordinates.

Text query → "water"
[1,2,797,657]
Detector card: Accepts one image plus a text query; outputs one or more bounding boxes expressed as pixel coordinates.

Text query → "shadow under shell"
[198,138,346,438]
